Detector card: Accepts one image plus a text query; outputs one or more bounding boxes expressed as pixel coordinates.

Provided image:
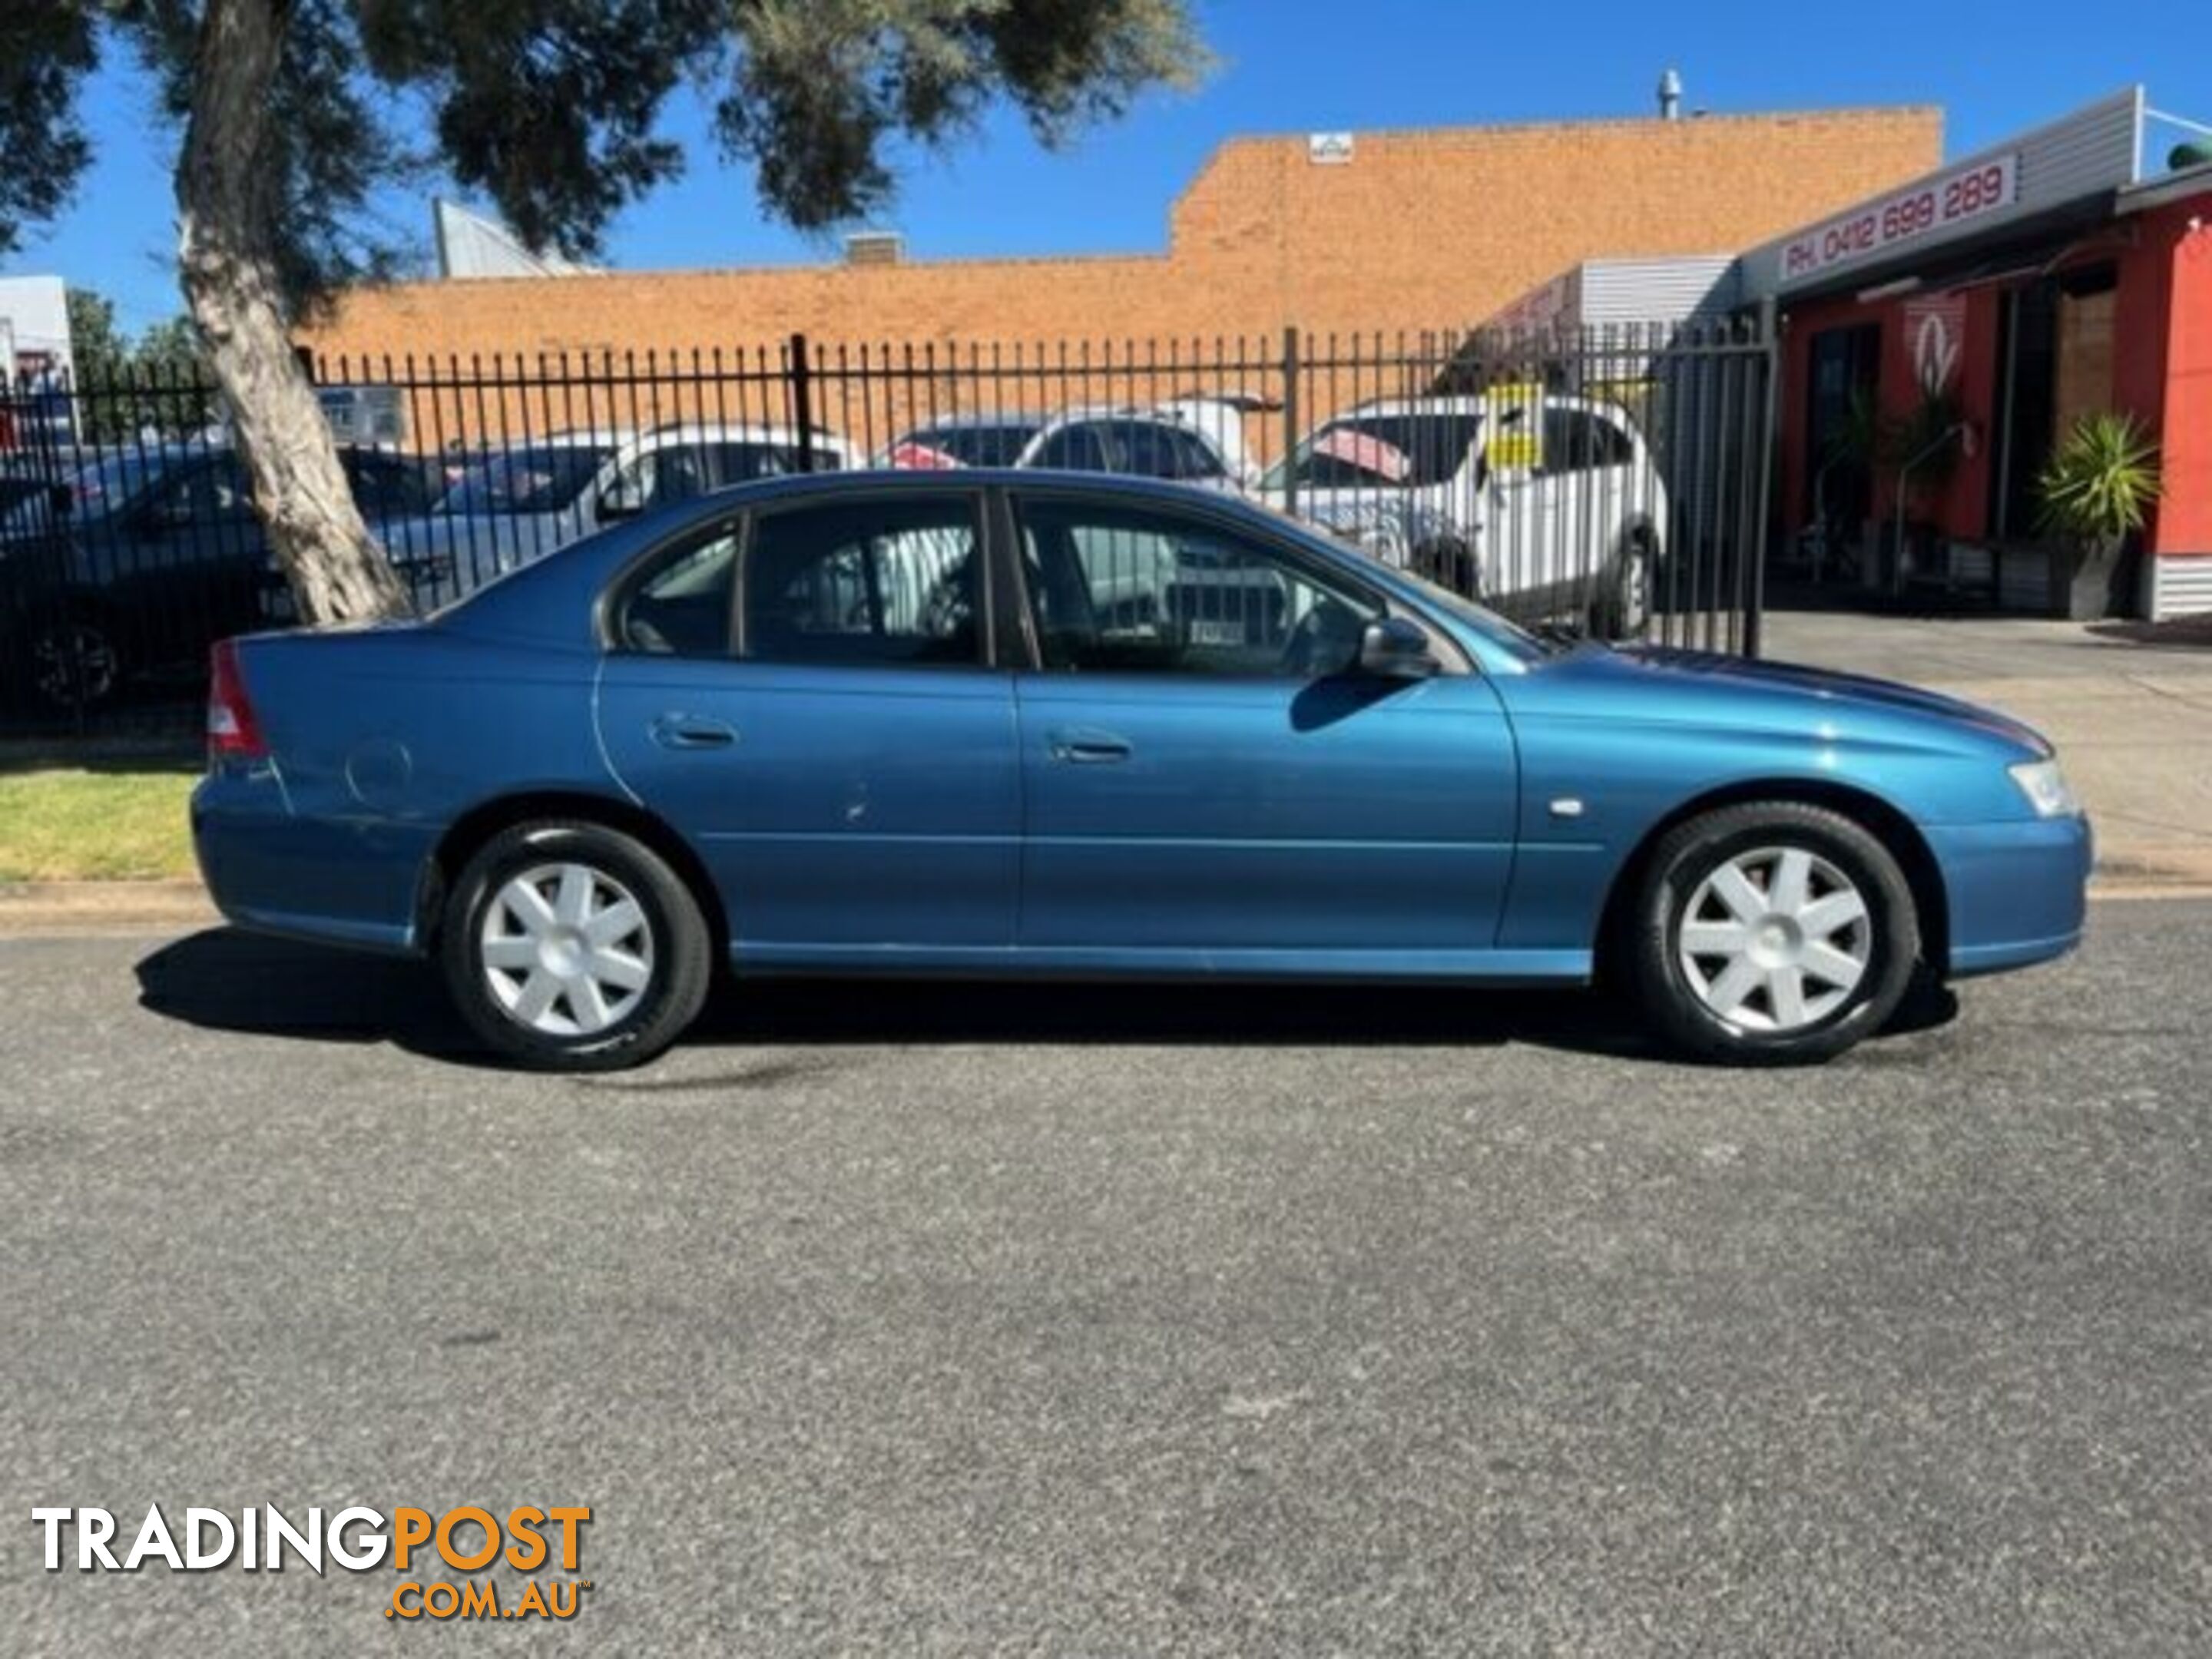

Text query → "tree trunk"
[174,0,412,625]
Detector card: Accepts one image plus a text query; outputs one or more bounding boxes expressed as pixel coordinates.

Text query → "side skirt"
[729,942,1594,984]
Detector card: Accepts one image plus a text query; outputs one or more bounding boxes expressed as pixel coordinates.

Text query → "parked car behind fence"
[1,320,1773,733]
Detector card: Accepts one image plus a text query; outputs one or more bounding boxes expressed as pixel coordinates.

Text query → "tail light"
[207,639,268,763]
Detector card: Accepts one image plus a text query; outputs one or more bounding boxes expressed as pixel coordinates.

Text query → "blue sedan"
[192,472,2090,1070]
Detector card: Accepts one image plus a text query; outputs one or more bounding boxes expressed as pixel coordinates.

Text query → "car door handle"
[649,714,738,750]
[1047,727,1133,764]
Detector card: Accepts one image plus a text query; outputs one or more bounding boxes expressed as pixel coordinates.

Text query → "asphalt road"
[4,903,2210,1655]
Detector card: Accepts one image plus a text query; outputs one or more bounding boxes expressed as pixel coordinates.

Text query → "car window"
[906,423,1037,468]
[703,440,840,486]
[1139,422,1226,481]
[1016,496,1382,678]
[144,455,253,528]
[742,497,982,667]
[616,528,740,657]
[656,445,713,504]
[1029,424,1110,472]
[1541,409,1635,475]
[343,452,442,518]
[442,444,612,515]
[1270,414,1482,489]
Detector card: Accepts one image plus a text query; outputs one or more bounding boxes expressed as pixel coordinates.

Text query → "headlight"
[2008,758,2080,819]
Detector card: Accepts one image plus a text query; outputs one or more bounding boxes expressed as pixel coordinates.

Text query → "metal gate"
[0,313,1776,737]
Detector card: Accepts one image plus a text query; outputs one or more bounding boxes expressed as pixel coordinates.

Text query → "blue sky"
[17,0,2212,333]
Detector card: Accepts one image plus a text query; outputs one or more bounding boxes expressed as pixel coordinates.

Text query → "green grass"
[0,764,200,882]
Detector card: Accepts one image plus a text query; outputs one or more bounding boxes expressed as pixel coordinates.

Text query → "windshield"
[902,422,1038,469]
[1263,413,1483,491]
[440,444,611,516]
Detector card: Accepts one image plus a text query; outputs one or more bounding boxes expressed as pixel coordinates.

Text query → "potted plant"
[2035,412,2162,620]
[1811,387,1890,588]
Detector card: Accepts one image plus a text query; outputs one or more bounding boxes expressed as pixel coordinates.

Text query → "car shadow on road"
[134,926,1697,1067]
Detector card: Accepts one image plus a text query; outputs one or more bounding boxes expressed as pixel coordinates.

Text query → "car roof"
[903,412,1045,430]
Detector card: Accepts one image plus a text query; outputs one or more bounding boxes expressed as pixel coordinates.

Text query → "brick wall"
[306,105,1942,366]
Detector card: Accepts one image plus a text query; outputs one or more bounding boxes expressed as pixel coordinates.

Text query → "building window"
[2052,266,2118,446]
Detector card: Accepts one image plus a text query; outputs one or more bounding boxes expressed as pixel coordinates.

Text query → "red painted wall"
[1774,188,2212,562]
[2153,204,2212,558]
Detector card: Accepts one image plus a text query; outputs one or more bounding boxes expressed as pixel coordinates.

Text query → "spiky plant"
[2037,412,2163,545]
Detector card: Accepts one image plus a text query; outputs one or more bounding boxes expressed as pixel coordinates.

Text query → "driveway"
[5,906,2210,1654]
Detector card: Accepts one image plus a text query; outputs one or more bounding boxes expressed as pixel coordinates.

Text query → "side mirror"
[596,477,646,522]
[1358,616,1439,680]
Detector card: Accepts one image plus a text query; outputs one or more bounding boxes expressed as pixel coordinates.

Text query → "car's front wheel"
[441,820,711,1071]
[1631,801,1919,1065]
[1591,529,1653,642]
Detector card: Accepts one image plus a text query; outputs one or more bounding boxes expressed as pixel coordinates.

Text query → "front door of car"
[596,491,1021,953]
[1005,491,1519,957]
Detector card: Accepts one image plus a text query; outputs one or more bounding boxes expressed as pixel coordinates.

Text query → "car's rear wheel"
[31,614,121,710]
[1631,801,1919,1065]
[442,820,710,1071]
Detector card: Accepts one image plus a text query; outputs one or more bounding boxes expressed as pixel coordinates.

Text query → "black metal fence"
[0,316,1775,736]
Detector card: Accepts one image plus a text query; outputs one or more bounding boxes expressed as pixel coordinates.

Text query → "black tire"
[1631,801,1919,1065]
[440,819,711,1071]
[30,611,122,711]
[1591,528,1653,643]
[1412,536,1479,598]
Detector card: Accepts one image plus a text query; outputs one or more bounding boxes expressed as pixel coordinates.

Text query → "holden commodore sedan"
[191,472,2090,1071]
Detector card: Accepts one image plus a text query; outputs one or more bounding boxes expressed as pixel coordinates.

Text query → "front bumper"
[1927,813,2094,978]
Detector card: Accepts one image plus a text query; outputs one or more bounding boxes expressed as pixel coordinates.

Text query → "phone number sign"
[1782,154,2019,284]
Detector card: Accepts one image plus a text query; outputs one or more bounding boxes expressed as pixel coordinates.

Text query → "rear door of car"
[595,487,1021,954]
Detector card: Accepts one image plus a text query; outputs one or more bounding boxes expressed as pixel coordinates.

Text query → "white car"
[403,423,858,600]
[1258,395,1665,639]
[1015,396,1267,492]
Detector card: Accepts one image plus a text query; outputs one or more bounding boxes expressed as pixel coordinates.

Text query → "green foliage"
[1821,387,1891,471]
[65,289,217,442]
[2037,412,2163,545]
[0,4,97,259]
[65,290,134,389]
[1886,382,1965,504]
[13,2,1207,303]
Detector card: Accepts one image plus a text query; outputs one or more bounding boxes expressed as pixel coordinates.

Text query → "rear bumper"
[192,770,435,955]
[1927,814,2093,979]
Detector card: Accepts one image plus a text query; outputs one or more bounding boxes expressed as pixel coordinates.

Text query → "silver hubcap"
[1678,846,1871,1033]
[33,624,118,706]
[479,862,655,1038]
